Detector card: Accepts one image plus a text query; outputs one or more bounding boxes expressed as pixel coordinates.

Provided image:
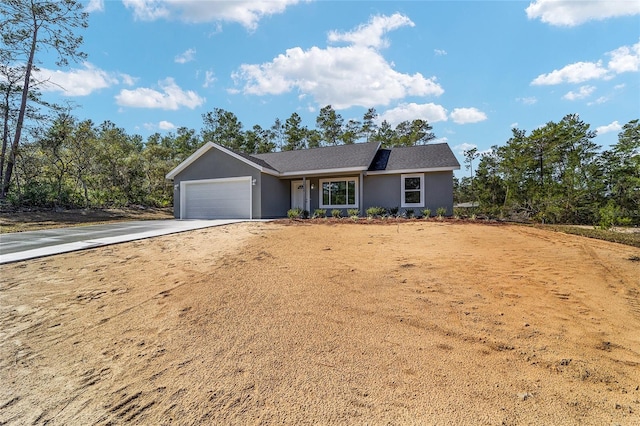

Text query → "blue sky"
[35,0,639,169]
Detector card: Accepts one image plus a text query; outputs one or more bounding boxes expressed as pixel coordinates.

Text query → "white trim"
[180,176,252,219]
[367,166,459,176]
[166,142,278,179]
[401,173,424,208]
[319,177,359,209]
[359,172,364,215]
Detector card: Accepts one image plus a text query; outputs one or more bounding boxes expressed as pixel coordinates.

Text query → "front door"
[291,180,310,212]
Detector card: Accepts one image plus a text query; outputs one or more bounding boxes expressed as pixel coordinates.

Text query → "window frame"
[319,177,359,208]
[401,173,425,208]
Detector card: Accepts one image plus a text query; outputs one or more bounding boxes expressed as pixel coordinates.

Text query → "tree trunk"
[1,10,38,199]
[0,91,11,196]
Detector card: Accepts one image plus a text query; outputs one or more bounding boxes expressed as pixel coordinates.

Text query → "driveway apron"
[0,220,249,264]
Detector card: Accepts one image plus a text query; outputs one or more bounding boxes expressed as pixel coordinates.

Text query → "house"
[165,141,460,219]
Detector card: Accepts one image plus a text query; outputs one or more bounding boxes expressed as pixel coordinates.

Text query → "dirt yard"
[1,221,639,425]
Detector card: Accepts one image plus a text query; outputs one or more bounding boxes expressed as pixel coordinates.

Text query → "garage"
[180,177,252,219]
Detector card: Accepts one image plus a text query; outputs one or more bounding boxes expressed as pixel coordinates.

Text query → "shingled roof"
[368,143,460,172]
[251,142,380,174]
[167,141,460,180]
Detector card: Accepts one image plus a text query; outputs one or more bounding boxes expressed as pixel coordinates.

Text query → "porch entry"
[291,180,310,212]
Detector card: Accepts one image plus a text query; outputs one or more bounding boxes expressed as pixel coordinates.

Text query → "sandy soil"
[1,221,639,425]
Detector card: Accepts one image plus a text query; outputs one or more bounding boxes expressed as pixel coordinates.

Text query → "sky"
[34,0,640,172]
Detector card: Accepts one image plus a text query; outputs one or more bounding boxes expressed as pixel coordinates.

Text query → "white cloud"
[453,143,477,156]
[516,96,537,105]
[562,85,596,100]
[122,0,169,20]
[143,121,177,131]
[596,121,622,135]
[327,13,414,49]
[232,14,443,109]
[531,61,609,85]
[122,0,301,30]
[175,48,196,64]
[120,73,137,86]
[434,49,447,56]
[588,96,609,105]
[608,40,640,73]
[35,62,120,96]
[450,107,487,124]
[115,78,205,110]
[85,0,104,13]
[531,40,640,85]
[378,103,448,127]
[158,120,176,130]
[203,70,216,88]
[526,0,640,27]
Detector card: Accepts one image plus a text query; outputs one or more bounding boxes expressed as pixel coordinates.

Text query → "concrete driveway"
[0,219,250,264]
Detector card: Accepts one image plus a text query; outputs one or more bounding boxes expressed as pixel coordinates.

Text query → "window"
[320,177,358,208]
[401,174,424,207]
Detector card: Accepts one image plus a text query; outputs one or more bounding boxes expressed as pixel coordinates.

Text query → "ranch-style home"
[165,141,460,219]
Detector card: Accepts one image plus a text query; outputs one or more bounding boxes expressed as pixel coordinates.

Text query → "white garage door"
[181,177,252,219]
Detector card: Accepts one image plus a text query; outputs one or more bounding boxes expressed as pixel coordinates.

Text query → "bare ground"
[1,221,639,425]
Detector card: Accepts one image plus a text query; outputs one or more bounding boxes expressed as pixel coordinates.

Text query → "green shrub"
[287,207,302,219]
[313,209,327,218]
[617,217,633,226]
[421,208,431,218]
[453,207,465,218]
[347,208,360,217]
[405,209,414,218]
[436,207,447,218]
[365,206,384,218]
[331,209,342,218]
[598,201,618,229]
[388,206,399,217]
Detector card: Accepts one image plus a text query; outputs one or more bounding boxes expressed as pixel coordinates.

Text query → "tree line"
[455,115,639,226]
[0,106,435,208]
[202,106,435,153]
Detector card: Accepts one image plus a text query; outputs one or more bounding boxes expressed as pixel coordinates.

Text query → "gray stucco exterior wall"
[260,174,289,218]
[363,171,454,215]
[424,171,454,215]
[172,148,262,218]
[363,174,399,211]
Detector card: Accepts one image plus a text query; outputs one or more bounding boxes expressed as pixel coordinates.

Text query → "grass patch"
[0,207,173,233]
[538,224,640,248]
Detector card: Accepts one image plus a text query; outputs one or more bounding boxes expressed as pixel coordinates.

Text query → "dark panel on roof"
[252,142,380,173]
[384,144,460,170]
[368,149,391,171]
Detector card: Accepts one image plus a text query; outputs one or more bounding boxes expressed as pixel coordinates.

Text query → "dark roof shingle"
[252,142,380,173]
[382,143,460,170]
[223,142,460,174]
